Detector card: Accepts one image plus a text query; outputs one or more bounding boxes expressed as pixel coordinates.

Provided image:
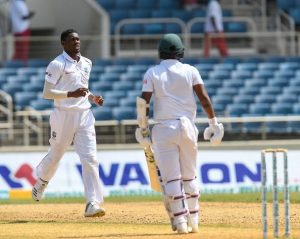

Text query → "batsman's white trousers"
[37,108,103,204]
[152,117,199,182]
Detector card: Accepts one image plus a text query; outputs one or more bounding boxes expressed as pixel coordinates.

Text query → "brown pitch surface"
[0,202,299,239]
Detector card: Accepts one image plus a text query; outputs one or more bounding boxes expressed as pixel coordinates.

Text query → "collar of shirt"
[62,51,81,64]
[160,59,179,66]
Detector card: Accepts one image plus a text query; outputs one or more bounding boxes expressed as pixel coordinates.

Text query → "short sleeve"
[191,66,204,85]
[141,69,154,92]
[45,60,63,85]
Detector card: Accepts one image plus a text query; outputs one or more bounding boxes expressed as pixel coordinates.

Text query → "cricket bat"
[143,146,162,192]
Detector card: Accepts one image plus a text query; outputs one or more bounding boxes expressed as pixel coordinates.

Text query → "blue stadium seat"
[2,84,23,97]
[113,58,136,66]
[91,66,104,75]
[276,94,298,103]
[113,106,136,120]
[112,81,134,91]
[165,23,182,34]
[231,70,252,79]
[226,104,248,117]
[115,0,136,9]
[121,24,143,35]
[14,92,37,110]
[205,79,223,89]
[225,22,247,33]
[283,86,300,94]
[96,0,115,10]
[253,71,274,79]
[217,87,237,97]
[102,98,120,107]
[212,95,233,107]
[127,90,141,97]
[265,56,286,63]
[93,59,113,67]
[209,71,231,80]
[171,10,192,21]
[182,58,200,65]
[249,103,271,115]
[279,62,300,71]
[27,59,48,67]
[233,95,255,104]
[127,65,148,74]
[214,63,236,71]
[144,23,164,34]
[258,62,279,71]
[129,10,151,19]
[273,71,295,79]
[222,79,244,88]
[158,0,180,9]
[195,63,215,72]
[120,97,136,107]
[192,9,206,18]
[120,72,141,82]
[104,90,127,98]
[198,58,220,64]
[190,22,204,33]
[260,86,282,95]
[236,63,258,71]
[222,9,233,17]
[100,73,120,82]
[243,57,263,63]
[285,56,300,63]
[136,0,157,9]
[29,99,53,110]
[92,107,113,120]
[239,86,260,96]
[277,0,294,11]
[104,65,127,73]
[135,58,156,65]
[17,67,39,76]
[7,75,30,84]
[289,77,300,86]
[222,57,243,65]
[267,78,289,88]
[110,10,130,23]
[0,68,17,77]
[23,82,44,92]
[255,94,277,104]
[245,78,268,88]
[289,9,300,24]
[271,103,294,115]
[3,60,24,68]
[151,10,171,18]
[287,120,300,133]
[242,113,264,133]
[91,81,113,91]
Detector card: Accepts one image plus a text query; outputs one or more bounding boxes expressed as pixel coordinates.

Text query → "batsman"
[135,33,224,234]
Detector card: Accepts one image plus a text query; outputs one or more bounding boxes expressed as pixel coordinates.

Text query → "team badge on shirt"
[45,72,52,78]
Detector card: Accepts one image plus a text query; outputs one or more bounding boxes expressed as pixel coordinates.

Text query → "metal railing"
[0,89,13,140]
[3,109,300,147]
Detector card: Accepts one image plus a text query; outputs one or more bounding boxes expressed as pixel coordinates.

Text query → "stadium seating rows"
[1,56,300,133]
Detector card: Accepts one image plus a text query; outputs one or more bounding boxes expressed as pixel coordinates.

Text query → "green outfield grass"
[1,191,300,204]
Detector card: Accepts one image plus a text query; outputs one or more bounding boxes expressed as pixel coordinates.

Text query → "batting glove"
[135,127,152,148]
[203,118,224,146]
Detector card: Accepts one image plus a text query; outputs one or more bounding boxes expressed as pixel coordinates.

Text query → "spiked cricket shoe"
[84,202,105,217]
[32,178,48,201]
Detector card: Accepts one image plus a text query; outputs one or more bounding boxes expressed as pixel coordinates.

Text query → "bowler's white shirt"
[10,0,30,33]
[204,0,224,33]
[45,51,92,110]
[142,59,204,122]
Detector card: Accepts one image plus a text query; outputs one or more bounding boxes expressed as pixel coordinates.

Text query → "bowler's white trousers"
[37,108,103,204]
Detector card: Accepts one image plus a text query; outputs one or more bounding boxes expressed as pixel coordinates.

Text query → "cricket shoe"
[84,202,105,217]
[189,223,199,233]
[176,222,189,234]
[32,178,48,201]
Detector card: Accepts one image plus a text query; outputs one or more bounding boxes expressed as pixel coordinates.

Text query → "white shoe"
[176,222,189,234]
[84,202,105,217]
[189,223,199,233]
[32,178,48,201]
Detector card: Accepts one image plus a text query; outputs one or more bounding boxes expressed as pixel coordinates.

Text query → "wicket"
[261,148,290,238]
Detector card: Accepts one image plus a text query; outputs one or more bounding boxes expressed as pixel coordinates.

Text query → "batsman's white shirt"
[45,51,92,110]
[142,59,204,122]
